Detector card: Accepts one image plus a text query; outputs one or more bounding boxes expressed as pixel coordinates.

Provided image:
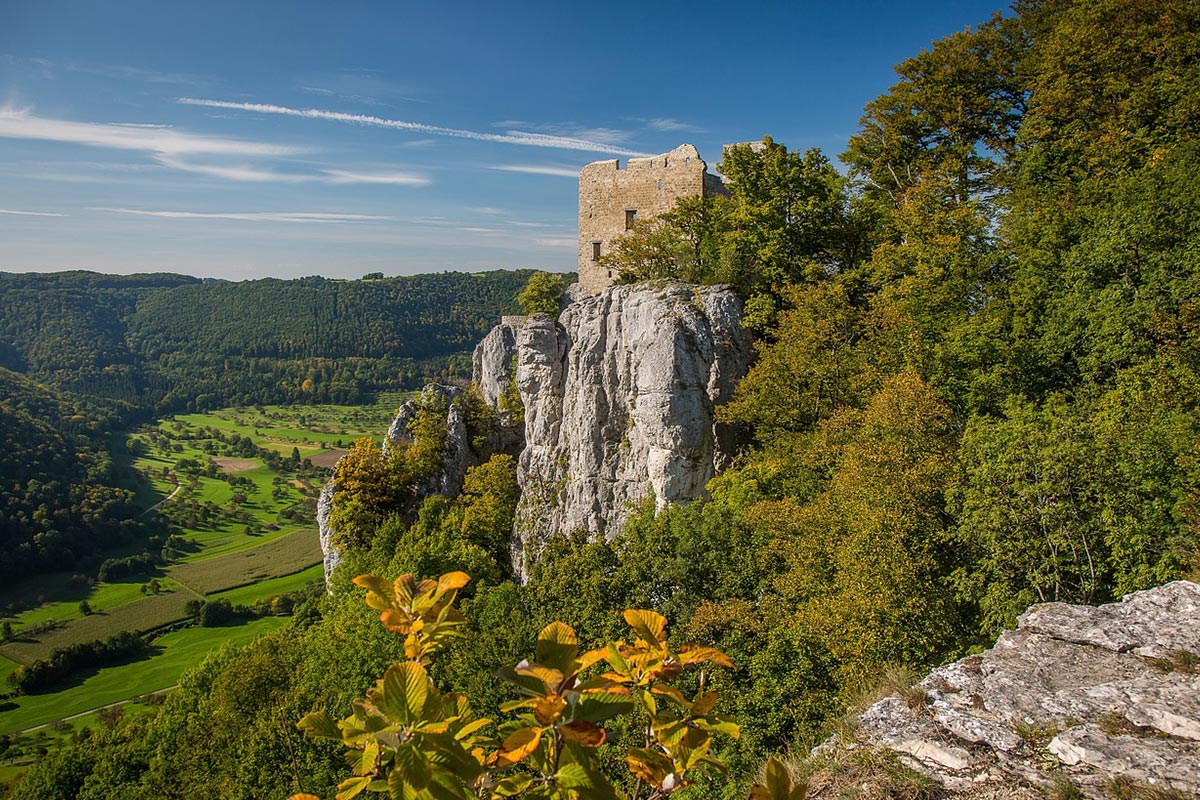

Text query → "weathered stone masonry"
[577,143,725,295]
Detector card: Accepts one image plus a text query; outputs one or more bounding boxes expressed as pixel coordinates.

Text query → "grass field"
[7,577,183,630]
[0,617,290,735]
[167,528,323,595]
[0,655,18,686]
[0,587,202,665]
[0,398,401,744]
[210,564,324,606]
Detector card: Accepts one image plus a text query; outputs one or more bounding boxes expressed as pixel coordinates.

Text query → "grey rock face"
[472,320,521,409]
[512,282,751,574]
[316,478,340,589]
[835,581,1200,798]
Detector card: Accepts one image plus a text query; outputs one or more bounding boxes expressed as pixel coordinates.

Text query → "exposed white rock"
[511,282,750,574]
[824,581,1200,798]
[472,318,522,409]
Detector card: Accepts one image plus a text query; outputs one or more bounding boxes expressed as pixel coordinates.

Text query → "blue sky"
[1,0,1004,279]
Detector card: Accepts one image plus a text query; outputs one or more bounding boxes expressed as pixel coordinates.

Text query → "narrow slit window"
[657,179,663,190]
[592,241,601,260]
[625,209,637,230]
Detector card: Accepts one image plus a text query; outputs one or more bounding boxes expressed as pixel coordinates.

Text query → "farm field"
[0,398,402,737]
[166,529,323,595]
[210,564,325,606]
[0,616,290,735]
[0,588,200,664]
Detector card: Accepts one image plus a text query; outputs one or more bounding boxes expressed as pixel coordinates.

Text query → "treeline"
[0,269,541,412]
[0,269,544,582]
[7,632,147,694]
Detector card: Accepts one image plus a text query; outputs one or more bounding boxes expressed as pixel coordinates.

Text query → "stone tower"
[577,143,724,295]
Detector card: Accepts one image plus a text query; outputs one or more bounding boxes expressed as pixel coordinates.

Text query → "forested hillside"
[0,269,540,410]
[0,269,542,584]
[0,368,145,584]
[9,0,1200,798]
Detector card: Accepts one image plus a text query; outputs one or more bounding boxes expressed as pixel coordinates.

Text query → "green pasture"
[0,617,289,735]
[8,578,183,631]
[210,564,324,606]
[167,528,322,595]
[0,588,201,665]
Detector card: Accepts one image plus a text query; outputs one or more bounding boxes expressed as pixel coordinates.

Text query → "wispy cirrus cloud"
[534,236,577,248]
[0,107,300,156]
[0,109,431,186]
[644,117,704,133]
[322,168,429,186]
[94,207,395,224]
[0,208,65,217]
[490,164,579,178]
[178,98,652,156]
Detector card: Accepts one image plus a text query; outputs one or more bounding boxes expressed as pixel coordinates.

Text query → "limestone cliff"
[816,581,1200,799]
[511,281,750,573]
[319,281,750,584]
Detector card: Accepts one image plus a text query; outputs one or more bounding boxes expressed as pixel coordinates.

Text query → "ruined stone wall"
[577,143,715,295]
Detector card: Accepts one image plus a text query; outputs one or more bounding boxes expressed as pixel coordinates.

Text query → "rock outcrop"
[317,384,476,589]
[512,281,751,573]
[472,318,522,410]
[825,581,1200,798]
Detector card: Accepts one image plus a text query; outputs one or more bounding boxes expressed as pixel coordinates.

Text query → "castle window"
[658,179,663,190]
[625,209,637,230]
[592,241,601,260]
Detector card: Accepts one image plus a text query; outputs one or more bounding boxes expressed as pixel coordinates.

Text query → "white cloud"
[0,107,301,156]
[491,164,579,178]
[94,207,395,224]
[322,168,429,186]
[154,155,306,182]
[0,208,65,217]
[178,98,652,156]
[535,236,578,248]
[645,117,702,133]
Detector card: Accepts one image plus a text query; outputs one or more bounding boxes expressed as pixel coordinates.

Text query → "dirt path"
[13,684,178,735]
[141,476,182,516]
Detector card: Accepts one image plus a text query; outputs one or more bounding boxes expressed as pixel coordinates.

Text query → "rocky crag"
[318,281,750,583]
[819,581,1200,799]
[510,282,750,573]
[317,383,480,586]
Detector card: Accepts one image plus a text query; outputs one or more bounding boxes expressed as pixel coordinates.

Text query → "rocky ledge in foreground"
[829,581,1200,798]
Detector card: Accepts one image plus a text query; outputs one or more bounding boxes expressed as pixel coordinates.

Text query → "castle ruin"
[577,143,724,294]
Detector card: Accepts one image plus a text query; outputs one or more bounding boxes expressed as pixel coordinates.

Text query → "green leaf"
[337,775,374,800]
[536,621,579,673]
[297,710,342,740]
[496,665,551,698]
[379,662,429,724]
[493,774,534,798]
[393,742,431,790]
[571,693,634,724]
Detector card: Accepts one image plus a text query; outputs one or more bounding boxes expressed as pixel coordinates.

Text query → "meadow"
[0,398,402,739]
[0,617,290,736]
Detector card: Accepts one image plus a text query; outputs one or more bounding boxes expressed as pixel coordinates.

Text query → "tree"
[517,271,567,316]
[293,571,739,800]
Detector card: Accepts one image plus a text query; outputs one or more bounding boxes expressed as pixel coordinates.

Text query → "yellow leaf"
[560,720,606,747]
[677,643,734,668]
[533,695,566,726]
[379,609,412,634]
[624,609,668,647]
[497,726,543,765]
[437,571,471,592]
